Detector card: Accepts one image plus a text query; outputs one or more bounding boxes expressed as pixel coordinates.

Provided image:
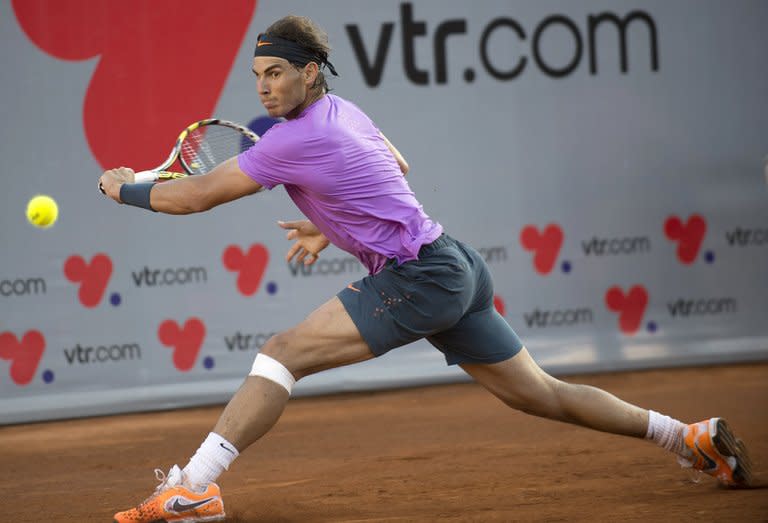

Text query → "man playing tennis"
[99,15,753,523]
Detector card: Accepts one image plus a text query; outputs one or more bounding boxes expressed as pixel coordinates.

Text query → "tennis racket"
[99,118,259,193]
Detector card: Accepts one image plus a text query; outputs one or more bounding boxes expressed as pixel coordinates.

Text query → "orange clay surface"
[1,362,767,522]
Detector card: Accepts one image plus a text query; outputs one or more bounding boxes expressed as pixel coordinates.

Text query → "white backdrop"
[1,0,767,424]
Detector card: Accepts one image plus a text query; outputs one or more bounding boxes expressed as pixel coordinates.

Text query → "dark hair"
[265,15,332,92]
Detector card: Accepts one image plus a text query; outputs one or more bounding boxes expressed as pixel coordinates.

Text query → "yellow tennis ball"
[26,195,59,228]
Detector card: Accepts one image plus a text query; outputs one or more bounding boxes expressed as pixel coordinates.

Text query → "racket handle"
[134,170,157,183]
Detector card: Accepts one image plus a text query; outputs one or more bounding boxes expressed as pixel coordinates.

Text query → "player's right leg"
[460,347,649,436]
[114,296,375,523]
[460,348,754,487]
[678,417,753,486]
[433,236,753,488]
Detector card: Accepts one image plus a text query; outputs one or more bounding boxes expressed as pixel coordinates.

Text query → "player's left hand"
[99,167,136,202]
[278,219,330,266]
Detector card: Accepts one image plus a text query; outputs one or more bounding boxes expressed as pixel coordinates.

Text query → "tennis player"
[100,15,753,523]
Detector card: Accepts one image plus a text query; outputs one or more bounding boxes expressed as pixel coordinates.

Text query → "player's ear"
[304,62,319,86]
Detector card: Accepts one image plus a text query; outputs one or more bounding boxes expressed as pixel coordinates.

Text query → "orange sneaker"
[113,465,225,523]
[679,418,753,487]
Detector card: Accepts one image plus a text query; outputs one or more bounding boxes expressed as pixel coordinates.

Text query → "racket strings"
[180,125,252,175]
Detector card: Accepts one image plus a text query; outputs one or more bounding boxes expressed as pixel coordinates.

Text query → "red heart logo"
[158,318,206,372]
[605,285,649,335]
[12,0,257,170]
[223,244,269,296]
[0,330,45,386]
[664,214,706,264]
[64,254,113,308]
[520,224,564,274]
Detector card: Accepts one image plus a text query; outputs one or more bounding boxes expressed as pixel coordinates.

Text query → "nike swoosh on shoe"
[170,497,216,512]
[694,441,718,472]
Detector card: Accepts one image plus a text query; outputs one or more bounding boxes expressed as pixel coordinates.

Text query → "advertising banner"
[1,0,767,424]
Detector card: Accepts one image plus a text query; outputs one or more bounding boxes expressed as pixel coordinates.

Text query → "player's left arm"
[100,157,263,214]
[278,219,331,266]
[379,132,409,176]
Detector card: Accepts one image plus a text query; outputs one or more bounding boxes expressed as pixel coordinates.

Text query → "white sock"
[182,432,240,489]
[645,410,686,456]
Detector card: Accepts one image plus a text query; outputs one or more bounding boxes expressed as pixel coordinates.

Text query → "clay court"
[1,362,766,522]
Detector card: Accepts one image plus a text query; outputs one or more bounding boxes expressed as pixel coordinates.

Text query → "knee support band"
[249,353,295,394]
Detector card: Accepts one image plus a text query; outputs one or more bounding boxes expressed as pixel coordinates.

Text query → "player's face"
[252,57,315,120]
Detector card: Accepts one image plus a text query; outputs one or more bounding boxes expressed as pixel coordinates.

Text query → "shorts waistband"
[417,233,451,257]
[385,234,451,268]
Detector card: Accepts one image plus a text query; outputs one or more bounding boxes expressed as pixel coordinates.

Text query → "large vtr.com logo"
[346,3,658,86]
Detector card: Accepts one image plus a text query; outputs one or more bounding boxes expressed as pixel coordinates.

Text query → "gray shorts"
[338,234,523,365]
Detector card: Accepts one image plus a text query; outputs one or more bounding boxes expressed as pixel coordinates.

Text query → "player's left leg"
[113,296,375,523]
[212,294,375,452]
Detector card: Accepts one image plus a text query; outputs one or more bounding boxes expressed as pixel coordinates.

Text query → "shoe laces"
[137,466,183,505]
[674,444,702,483]
[153,469,171,491]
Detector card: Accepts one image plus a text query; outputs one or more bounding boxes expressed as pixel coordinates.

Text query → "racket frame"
[133,118,260,182]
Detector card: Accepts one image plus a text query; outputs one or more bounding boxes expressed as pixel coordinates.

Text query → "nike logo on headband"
[254,32,339,76]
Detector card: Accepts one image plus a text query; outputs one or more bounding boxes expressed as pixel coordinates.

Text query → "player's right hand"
[99,167,136,202]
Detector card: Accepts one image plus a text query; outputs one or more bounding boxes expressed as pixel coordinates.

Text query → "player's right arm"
[100,157,263,214]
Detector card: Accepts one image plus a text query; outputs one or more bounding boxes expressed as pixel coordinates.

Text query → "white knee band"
[249,353,295,394]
